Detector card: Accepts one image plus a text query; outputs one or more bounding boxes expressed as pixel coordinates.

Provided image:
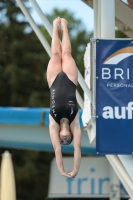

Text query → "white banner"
[48,157,128,198]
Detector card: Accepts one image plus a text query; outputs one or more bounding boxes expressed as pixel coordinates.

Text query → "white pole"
[101,0,115,38]
[78,71,91,102]
[118,155,133,181]
[106,155,133,198]
[28,0,92,102]
[98,0,101,38]
[93,0,99,38]
[76,90,84,110]
[93,0,101,38]
[29,0,53,37]
[15,0,51,57]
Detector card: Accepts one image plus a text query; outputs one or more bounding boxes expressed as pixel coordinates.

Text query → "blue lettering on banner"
[66,168,112,195]
[77,178,88,194]
[65,167,127,196]
[96,39,133,154]
[66,178,74,194]
[90,168,95,194]
[99,178,110,194]
[66,176,110,195]
[65,177,128,195]
[65,178,128,195]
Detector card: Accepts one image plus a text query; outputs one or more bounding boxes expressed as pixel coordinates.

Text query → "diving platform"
[0,107,96,155]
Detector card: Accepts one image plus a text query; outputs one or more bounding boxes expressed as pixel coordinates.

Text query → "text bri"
[102,68,130,79]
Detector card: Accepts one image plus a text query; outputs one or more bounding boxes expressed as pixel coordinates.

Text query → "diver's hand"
[68,171,78,178]
[61,171,71,178]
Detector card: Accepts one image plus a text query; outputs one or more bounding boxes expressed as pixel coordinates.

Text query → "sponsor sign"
[96,39,133,154]
[48,157,128,198]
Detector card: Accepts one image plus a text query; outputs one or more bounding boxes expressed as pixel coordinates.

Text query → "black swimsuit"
[50,72,78,125]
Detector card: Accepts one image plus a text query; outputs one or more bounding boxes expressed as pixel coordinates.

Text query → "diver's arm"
[69,113,81,177]
[49,116,71,177]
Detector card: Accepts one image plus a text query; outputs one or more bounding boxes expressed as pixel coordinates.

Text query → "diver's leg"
[61,18,78,85]
[47,17,62,88]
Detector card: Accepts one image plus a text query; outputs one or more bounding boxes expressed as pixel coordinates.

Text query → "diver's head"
[59,118,73,145]
[59,129,73,145]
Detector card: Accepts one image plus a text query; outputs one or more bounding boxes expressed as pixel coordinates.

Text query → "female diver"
[47,17,81,178]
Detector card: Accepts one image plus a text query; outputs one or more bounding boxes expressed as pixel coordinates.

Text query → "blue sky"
[30,0,94,32]
[29,0,128,33]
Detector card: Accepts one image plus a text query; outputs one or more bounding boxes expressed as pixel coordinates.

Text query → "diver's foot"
[61,18,68,31]
[53,17,61,33]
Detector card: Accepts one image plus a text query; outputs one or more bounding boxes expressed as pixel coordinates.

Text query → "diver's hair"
[60,133,73,145]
